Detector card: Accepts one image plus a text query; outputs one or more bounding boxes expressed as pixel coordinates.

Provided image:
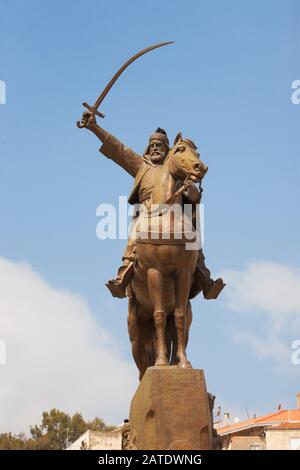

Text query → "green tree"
[0,409,114,450]
[86,417,107,432]
[30,409,71,450]
[68,412,87,445]
[0,432,36,450]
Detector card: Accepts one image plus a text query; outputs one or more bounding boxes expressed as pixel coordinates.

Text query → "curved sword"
[76,41,174,128]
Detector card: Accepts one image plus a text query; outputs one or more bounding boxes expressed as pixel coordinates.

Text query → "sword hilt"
[76,102,105,129]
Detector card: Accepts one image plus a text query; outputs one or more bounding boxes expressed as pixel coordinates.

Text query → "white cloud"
[0,257,137,434]
[222,261,300,315]
[220,261,300,365]
[231,328,291,364]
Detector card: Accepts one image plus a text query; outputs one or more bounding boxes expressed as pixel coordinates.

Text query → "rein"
[160,148,194,206]
[145,175,193,217]
[144,144,196,215]
[163,174,192,205]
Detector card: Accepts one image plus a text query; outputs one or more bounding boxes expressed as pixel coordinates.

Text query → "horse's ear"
[174,132,182,145]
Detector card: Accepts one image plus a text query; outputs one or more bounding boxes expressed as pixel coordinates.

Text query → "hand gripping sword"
[76,41,174,128]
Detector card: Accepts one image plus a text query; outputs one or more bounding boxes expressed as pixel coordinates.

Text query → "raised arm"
[81,111,143,178]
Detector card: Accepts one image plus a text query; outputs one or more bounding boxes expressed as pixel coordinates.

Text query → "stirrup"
[204,278,225,300]
[105,261,134,299]
[106,280,127,299]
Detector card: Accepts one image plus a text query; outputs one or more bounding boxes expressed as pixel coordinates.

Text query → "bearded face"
[149,139,168,164]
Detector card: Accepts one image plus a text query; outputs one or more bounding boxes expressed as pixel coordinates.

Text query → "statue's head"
[145,128,169,164]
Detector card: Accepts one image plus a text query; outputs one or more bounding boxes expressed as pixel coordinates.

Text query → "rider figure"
[82,111,225,300]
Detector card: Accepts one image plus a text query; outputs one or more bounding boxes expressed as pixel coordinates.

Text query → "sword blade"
[92,41,174,111]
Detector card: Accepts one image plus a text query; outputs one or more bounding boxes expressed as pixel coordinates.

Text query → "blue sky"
[0,0,300,430]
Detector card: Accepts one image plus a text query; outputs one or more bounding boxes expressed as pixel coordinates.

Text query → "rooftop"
[217,409,300,436]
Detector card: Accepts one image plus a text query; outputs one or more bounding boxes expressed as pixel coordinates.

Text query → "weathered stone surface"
[129,366,213,450]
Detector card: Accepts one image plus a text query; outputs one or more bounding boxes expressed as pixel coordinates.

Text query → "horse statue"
[127,133,208,380]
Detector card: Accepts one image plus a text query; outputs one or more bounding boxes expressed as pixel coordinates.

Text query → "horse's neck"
[151,159,177,205]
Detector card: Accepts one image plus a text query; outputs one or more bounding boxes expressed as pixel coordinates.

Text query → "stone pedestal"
[128,366,213,450]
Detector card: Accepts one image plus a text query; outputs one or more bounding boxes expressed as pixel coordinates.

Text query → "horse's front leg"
[185,301,193,348]
[175,269,193,369]
[147,268,168,366]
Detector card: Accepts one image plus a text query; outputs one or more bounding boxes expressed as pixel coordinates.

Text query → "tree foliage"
[0,409,113,450]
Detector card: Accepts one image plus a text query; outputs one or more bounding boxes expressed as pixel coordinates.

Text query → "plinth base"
[128,366,213,450]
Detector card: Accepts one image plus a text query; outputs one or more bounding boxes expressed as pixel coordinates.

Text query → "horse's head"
[166,132,208,182]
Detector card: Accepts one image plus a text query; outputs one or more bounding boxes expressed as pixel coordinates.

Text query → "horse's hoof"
[177,360,192,369]
[154,357,168,367]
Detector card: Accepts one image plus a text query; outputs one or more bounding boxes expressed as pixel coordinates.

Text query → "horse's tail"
[145,336,156,369]
[128,281,157,378]
[166,314,179,365]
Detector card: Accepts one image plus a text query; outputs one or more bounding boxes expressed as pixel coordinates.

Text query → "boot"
[203,278,225,300]
[105,261,134,298]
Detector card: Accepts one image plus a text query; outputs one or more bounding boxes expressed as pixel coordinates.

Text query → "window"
[290,438,300,450]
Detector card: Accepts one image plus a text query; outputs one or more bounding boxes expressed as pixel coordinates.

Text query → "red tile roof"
[267,422,300,430]
[217,409,300,436]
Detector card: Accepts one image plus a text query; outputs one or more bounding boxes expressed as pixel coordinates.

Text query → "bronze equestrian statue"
[77,42,224,379]
[79,112,224,379]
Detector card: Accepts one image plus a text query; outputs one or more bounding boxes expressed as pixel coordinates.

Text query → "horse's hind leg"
[147,268,168,367]
[174,270,193,369]
[127,292,147,379]
[168,301,192,365]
